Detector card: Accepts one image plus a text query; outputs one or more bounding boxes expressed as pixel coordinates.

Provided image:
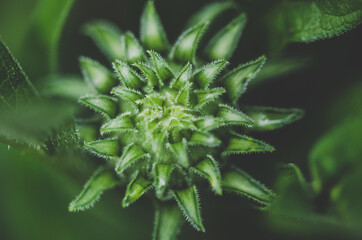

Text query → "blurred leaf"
[40,75,95,100]
[309,113,362,193]
[0,100,76,149]
[83,20,123,61]
[204,13,247,61]
[140,0,170,52]
[0,39,38,110]
[222,167,275,205]
[153,202,183,240]
[69,167,120,212]
[245,106,304,131]
[21,0,75,78]
[253,56,311,84]
[185,2,234,29]
[267,1,362,51]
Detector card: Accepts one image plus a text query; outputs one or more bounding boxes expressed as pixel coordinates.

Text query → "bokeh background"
[0,0,361,239]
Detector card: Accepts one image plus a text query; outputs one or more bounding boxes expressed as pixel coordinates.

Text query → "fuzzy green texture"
[69,1,303,239]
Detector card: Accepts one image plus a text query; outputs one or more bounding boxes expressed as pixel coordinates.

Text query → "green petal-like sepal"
[185,2,234,29]
[85,139,120,158]
[69,167,120,212]
[122,173,152,207]
[111,86,143,106]
[222,167,275,205]
[137,94,164,108]
[83,20,124,61]
[246,106,304,131]
[148,50,174,83]
[79,57,116,93]
[113,60,144,89]
[133,62,159,89]
[168,139,189,168]
[116,143,150,173]
[222,133,274,156]
[79,95,117,118]
[191,155,222,195]
[153,202,183,240]
[141,0,170,52]
[173,186,204,232]
[193,60,228,89]
[154,164,174,198]
[218,104,254,127]
[189,131,221,147]
[205,13,247,60]
[169,23,208,64]
[195,117,225,131]
[170,62,192,90]
[194,88,225,108]
[120,32,146,63]
[100,112,136,134]
[223,55,266,104]
[175,82,191,107]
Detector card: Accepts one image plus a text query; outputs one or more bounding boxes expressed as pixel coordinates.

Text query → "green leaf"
[0,100,76,148]
[21,0,75,77]
[84,139,120,158]
[69,167,120,212]
[267,1,362,50]
[100,112,136,134]
[193,60,228,89]
[185,2,234,29]
[153,202,183,240]
[122,173,152,207]
[194,88,225,108]
[168,139,189,168]
[223,55,266,104]
[40,75,95,100]
[83,20,123,61]
[141,0,170,52]
[309,114,362,193]
[189,131,221,147]
[121,32,146,63]
[222,133,274,155]
[148,50,174,83]
[205,13,247,60]
[169,23,208,64]
[316,0,362,16]
[246,106,304,131]
[116,144,149,173]
[170,62,192,90]
[0,40,38,110]
[191,155,222,195]
[79,57,116,93]
[79,95,117,119]
[222,167,275,205]
[173,186,205,232]
[111,86,143,106]
[133,62,159,89]
[195,117,225,131]
[113,60,144,90]
[217,104,254,127]
[154,164,174,198]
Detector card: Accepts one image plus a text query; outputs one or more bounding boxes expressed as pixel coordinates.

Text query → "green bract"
[69,1,303,239]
